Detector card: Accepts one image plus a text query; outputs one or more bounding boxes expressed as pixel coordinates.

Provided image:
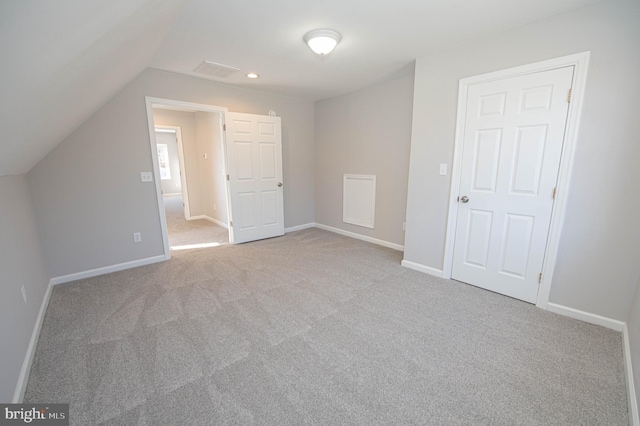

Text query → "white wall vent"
[193,60,240,78]
[343,174,376,229]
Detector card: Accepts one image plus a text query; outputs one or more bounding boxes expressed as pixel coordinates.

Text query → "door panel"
[465,209,493,268]
[236,142,253,179]
[510,125,547,195]
[259,143,276,178]
[499,213,535,278]
[225,113,284,244]
[452,66,573,303]
[472,129,502,192]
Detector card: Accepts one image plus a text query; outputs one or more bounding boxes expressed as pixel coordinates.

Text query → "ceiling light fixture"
[303,29,341,55]
[245,72,259,79]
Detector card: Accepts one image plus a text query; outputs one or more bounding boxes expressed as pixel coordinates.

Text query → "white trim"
[162,192,182,197]
[146,99,172,260]
[147,97,229,114]
[285,223,315,233]
[441,52,591,311]
[546,302,624,331]
[401,260,444,278]
[146,97,229,260]
[175,126,189,219]
[189,215,229,229]
[50,255,166,285]
[623,323,640,426]
[12,279,54,403]
[314,223,404,251]
[535,53,590,309]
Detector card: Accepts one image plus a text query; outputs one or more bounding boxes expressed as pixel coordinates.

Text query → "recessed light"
[245,72,259,79]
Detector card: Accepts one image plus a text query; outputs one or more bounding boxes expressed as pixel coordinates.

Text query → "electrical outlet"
[133,232,142,243]
[21,285,27,304]
[140,172,153,182]
[439,164,448,176]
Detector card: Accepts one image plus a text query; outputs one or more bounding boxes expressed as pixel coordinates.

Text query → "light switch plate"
[141,172,153,182]
[439,164,448,176]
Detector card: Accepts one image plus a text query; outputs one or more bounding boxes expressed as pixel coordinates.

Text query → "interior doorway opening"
[146,97,286,256]
[145,98,230,258]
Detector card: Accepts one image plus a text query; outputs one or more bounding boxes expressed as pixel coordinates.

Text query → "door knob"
[277,182,283,187]
[459,195,469,203]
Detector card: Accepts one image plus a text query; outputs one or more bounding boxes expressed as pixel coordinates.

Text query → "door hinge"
[226,174,230,181]
[538,273,542,283]
[552,187,557,199]
[223,124,226,131]
[567,88,572,103]
[229,221,233,227]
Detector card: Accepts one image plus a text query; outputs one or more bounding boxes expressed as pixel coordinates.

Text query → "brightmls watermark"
[0,405,68,425]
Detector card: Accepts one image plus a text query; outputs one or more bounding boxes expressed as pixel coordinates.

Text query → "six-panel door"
[225,112,284,244]
[452,66,574,303]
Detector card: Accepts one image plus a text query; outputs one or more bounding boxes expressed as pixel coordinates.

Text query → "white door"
[224,112,284,244]
[452,66,574,303]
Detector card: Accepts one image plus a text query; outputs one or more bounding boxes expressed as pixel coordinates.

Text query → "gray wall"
[211,115,228,225]
[629,280,640,418]
[404,0,640,321]
[155,131,182,195]
[28,69,315,278]
[0,175,50,402]
[195,111,226,223]
[314,69,414,246]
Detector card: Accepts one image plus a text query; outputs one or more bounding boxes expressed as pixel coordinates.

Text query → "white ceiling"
[150,0,602,100]
[0,0,601,176]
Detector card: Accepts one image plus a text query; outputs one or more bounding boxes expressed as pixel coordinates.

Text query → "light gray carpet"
[163,195,229,248]
[24,225,628,424]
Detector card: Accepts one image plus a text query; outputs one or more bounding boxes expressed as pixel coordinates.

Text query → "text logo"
[0,405,68,426]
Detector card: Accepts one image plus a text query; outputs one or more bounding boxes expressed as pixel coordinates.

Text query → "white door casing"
[146,97,229,259]
[224,112,284,244]
[451,66,574,303]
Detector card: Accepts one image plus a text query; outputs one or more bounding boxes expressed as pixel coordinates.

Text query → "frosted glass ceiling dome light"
[304,29,341,55]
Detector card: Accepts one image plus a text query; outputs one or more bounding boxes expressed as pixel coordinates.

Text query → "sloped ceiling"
[0,0,601,177]
[0,0,187,176]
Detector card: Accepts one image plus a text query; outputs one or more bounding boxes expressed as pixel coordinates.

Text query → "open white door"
[224,112,284,244]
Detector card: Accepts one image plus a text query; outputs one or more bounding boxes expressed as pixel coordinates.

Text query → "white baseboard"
[314,223,404,251]
[13,279,54,403]
[546,302,624,331]
[189,215,228,229]
[284,223,315,233]
[624,324,640,426]
[400,259,444,278]
[162,193,182,197]
[50,255,167,286]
